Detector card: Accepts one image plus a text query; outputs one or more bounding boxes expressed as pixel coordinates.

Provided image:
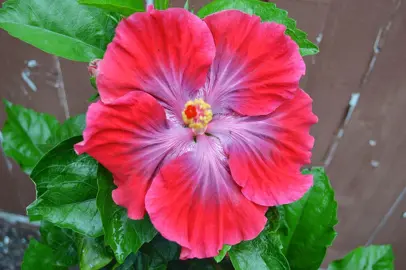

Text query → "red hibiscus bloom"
[75,6,318,259]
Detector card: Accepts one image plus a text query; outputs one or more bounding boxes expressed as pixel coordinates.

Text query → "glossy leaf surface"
[328,245,394,270]
[279,167,338,270]
[97,165,157,263]
[40,221,78,267]
[22,239,65,270]
[27,137,103,237]
[78,0,144,16]
[215,245,231,263]
[229,208,290,270]
[76,236,113,270]
[0,0,116,61]
[1,100,59,174]
[154,0,169,10]
[47,114,86,145]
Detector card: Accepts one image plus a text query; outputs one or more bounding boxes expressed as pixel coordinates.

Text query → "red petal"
[203,10,305,116]
[112,176,149,219]
[207,89,317,206]
[75,91,193,219]
[145,135,267,259]
[97,8,215,121]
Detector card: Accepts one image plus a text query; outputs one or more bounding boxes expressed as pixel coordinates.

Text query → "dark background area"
[1,0,405,268]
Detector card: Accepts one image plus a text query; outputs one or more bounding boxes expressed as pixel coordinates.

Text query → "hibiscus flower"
[75,5,318,259]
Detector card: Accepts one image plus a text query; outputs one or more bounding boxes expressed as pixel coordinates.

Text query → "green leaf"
[229,208,290,270]
[88,77,100,102]
[27,136,103,237]
[1,100,85,173]
[97,165,157,263]
[113,253,138,270]
[135,234,180,269]
[88,93,100,102]
[155,0,169,10]
[46,114,86,146]
[278,167,338,270]
[90,77,98,90]
[184,0,189,10]
[1,100,59,174]
[197,0,319,56]
[186,260,220,270]
[76,236,113,270]
[22,239,65,270]
[328,245,394,270]
[214,245,231,263]
[0,0,116,62]
[40,221,78,267]
[167,259,233,270]
[78,0,144,16]
[114,237,178,270]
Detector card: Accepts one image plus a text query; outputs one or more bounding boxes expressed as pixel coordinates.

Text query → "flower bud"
[88,59,101,77]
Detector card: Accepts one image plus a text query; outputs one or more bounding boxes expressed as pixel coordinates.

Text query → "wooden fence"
[1,0,405,267]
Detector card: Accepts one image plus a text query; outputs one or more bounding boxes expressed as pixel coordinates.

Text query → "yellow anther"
[182,98,213,134]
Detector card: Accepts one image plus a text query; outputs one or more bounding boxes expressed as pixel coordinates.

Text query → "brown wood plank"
[272,0,329,43]
[373,196,406,269]
[272,0,330,88]
[0,31,68,213]
[305,0,401,164]
[59,60,94,116]
[324,0,406,263]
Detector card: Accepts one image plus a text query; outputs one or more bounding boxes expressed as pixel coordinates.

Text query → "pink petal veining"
[202,10,305,116]
[76,6,318,260]
[207,89,318,206]
[75,91,194,218]
[145,135,267,259]
[97,7,216,121]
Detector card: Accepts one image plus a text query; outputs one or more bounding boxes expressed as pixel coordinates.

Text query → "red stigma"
[185,105,197,119]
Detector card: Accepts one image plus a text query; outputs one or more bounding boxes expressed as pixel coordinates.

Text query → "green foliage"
[184,0,190,10]
[27,137,103,237]
[168,259,233,270]
[88,93,100,102]
[1,100,86,174]
[121,235,180,269]
[22,222,78,269]
[90,77,98,90]
[0,2,386,269]
[1,100,59,174]
[3,105,339,270]
[229,208,290,270]
[278,167,338,270]
[89,77,100,102]
[46,114,86,146]
[0,0,116,62]
[22,239,65,270]
[78,0,144,16]
[328,245,394,270]
[76,236,113,270]
[97,166,157,263]
[24,222,115,270]
[154,0,169,10]
[40,221,79,267]
[226,168,338,270]
[197,0,319,56]
[215,245,231,263]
